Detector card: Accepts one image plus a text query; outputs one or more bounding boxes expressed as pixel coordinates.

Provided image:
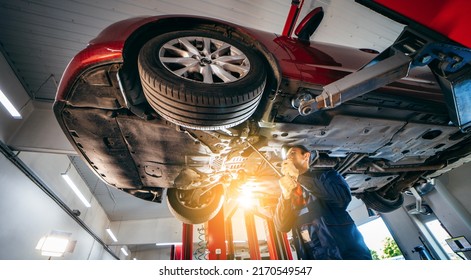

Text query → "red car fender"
[274,36,379,86]
[55,42,123,102]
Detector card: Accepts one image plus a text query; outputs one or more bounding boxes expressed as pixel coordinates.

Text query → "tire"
[166,185,225,224]
[138,30,267,130]
[359,190,404,213]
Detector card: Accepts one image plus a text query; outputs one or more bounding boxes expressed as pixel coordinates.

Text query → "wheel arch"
[119,16,281,110]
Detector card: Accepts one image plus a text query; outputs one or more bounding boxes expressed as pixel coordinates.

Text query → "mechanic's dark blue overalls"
[274,169,372,260]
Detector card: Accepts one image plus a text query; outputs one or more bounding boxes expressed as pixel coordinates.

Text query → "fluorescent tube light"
[120,247,129,256]
[106,228,118,242]
[61,173,91,208]
[0,89,22,119]
[155,242,182,246]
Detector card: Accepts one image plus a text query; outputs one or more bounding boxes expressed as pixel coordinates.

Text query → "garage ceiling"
[0,0,404,222]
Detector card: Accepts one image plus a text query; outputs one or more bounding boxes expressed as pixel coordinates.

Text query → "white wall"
[0,152,115,259]
[310,0,403,51]
[0,51,34,144]
[8,101,75,154]
[110,218,182,245]
[17,151,111,236]
[131,247,172,260]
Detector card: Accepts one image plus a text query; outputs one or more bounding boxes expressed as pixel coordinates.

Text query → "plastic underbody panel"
[55,61,471,201]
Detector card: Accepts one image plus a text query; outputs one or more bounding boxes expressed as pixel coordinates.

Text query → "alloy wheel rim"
[159,36,250,84]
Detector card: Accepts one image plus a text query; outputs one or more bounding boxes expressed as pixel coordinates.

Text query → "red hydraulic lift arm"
[282,0,304,37]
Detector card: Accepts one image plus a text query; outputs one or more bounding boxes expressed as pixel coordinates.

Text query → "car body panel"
[364,0,471,48]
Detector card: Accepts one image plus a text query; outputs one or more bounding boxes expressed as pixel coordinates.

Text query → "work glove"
[281,159,299,180]
[279,175,298,200]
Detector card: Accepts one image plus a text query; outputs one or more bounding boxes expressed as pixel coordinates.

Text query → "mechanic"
[273,145,372,260]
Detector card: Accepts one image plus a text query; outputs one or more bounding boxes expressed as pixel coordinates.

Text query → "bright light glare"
[36,236,69,257]
[237,187,256,209]
[121,247,129,256]
[0,89,22,119]
[61,173,91,208]
[106,228,118,242]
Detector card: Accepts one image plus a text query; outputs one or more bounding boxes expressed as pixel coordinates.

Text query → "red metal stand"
[265,219,286,260]
[207,207,227,260]
[244,210,261,260]
[264,218,280,260]
[182,223,193,260]
[203,199,294,260]
[225,218,235,260]
[282,232,293,260]
[263,213,294,260]
[171,244,182,260]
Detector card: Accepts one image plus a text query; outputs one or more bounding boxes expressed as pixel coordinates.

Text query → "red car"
[54,1,471,224]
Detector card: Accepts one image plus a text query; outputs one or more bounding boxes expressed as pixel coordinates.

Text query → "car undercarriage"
[55,55,471,224]
[54,3,471,224]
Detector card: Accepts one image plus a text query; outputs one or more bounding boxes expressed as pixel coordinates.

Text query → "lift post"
[182,223,193,260]
[265,218,280,260]
[282,233,294,260]
[207,207,227,260]
[265,218,294,260]
[170,244,182,260]
[244,210,261,260]
[204,201,294,259]
[225,218,235,260]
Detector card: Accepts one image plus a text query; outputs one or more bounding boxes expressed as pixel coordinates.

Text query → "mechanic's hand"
[281,159,299,180]
[279,175,298,199]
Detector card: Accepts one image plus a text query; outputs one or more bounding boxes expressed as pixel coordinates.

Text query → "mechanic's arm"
[273,176,303,232]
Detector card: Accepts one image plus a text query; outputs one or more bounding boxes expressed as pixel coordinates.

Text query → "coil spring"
[194,225,208,260]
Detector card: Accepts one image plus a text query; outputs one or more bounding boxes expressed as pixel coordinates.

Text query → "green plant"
[370,250,380,260]
[381,237,402,259]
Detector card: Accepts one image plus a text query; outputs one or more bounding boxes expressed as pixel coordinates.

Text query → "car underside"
[54,6,471,224]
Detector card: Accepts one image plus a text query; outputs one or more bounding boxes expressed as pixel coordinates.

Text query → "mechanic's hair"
[289,145,310,154]
[282,144,319,165]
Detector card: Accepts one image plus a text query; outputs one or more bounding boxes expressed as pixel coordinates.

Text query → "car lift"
[296,27,471,132]
[174,196,294,260]
[283,0,471,133]
[173,137,295,260]
[294,1,471,133]
[172,208,294,260]
[173,0,471,260]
